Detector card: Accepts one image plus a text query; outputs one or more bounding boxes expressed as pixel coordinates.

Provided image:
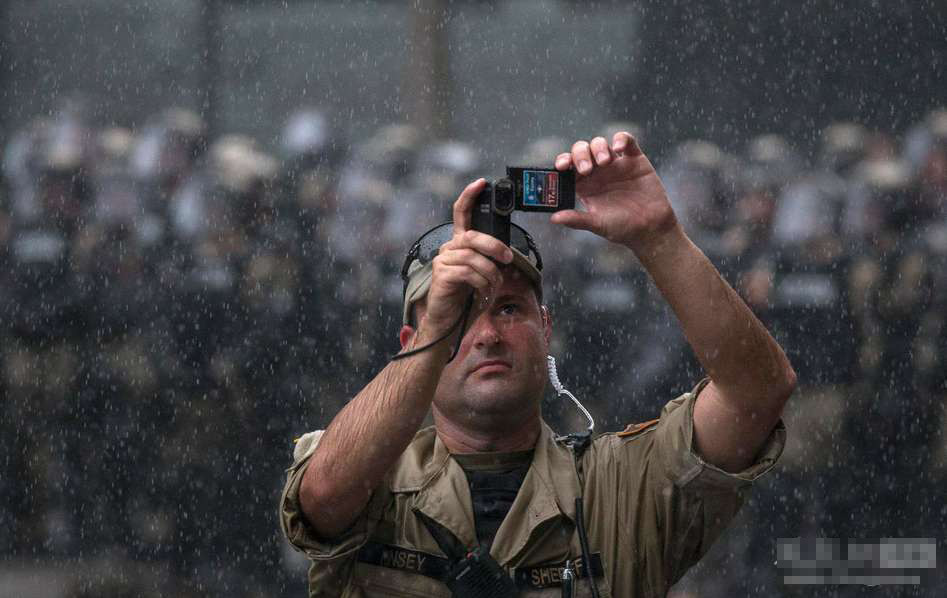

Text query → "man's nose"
[471,313,501,347]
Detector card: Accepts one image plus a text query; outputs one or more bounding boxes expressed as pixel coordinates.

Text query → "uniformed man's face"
[405,266,552,425]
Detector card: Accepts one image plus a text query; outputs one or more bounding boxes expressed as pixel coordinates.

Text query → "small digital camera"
[472,167,576,245]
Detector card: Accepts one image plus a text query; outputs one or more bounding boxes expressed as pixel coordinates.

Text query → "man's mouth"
[471,359,512,374]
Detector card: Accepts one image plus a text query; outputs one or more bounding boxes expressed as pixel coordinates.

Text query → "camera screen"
[521,169,562,208]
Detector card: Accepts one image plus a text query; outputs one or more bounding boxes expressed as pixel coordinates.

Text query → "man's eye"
[499,303,519,315]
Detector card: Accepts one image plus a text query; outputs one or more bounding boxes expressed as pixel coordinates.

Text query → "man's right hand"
[419,178,514,337]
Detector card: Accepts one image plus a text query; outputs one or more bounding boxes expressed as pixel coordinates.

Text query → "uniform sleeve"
[278,430,381,562]
[649,379,786,587]
[589,380,786,596]
[653,378,786,492]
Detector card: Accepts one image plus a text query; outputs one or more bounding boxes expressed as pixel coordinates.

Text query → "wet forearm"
[631,224,796,411]
[300,328,451,538]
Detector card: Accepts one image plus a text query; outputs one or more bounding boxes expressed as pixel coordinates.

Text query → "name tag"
[515,553,605,590]
[359,542,607,591]
[357,542,450,580]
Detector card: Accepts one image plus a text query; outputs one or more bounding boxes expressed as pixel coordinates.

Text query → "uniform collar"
[390,421,583,566]
[488,421,582,565]
[388,426,449,493]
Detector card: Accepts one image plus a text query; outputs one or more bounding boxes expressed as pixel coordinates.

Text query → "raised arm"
[552,133,796,472]
[299,179,513,538]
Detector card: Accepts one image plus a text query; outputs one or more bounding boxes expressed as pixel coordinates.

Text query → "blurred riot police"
[842,159,938,537]
[773,122,868,246]
[659,139,739,259]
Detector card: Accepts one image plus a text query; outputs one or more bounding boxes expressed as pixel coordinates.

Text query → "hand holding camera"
[424,131,674,335]
[550,132,679,253]
[414,179,513,338]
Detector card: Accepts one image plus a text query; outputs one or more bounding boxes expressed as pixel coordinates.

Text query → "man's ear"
[541,305,553,345]
[399,325,416,349]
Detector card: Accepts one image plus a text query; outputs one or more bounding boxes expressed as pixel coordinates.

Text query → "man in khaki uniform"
[280,132,795,596]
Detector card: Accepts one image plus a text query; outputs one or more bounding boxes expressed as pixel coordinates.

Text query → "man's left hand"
[551,132,679,253]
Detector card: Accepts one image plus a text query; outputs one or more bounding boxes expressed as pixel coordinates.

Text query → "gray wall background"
[0,0,639,171]
[1,0,945,166]
[2,0,206,131]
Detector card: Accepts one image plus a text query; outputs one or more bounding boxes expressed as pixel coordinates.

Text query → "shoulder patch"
[617,418,659,438]
[292,430,324,463]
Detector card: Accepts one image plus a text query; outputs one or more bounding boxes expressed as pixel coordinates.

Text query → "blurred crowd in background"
[1,98,946,596]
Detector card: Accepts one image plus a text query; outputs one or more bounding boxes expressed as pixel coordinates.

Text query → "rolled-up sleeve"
[278,430,378,561]
[600,380,788,594]
[654,378,786,492]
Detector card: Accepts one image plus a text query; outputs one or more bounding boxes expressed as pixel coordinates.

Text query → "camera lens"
[493,178,514,214]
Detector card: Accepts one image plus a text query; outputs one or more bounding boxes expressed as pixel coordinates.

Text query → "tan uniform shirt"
[280,381,786,597]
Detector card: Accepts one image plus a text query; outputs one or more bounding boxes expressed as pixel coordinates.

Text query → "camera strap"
[391,294,474,363]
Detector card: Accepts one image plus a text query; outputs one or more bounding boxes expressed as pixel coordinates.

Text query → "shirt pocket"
[575,580,612,598]
[519,582,613,598]
[350,562,451,598]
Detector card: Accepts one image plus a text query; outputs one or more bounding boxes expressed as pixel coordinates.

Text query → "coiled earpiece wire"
[547,355,601,598]
[547,355,594,437]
